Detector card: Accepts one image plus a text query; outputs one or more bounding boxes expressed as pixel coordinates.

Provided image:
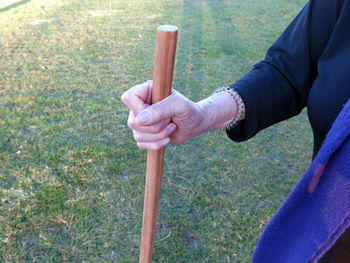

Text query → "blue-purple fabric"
[253,99,350,262]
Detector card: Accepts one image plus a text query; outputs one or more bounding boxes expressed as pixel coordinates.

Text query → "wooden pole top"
[157,25,178,32]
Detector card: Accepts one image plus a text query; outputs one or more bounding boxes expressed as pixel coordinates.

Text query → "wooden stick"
[139,25,178,263]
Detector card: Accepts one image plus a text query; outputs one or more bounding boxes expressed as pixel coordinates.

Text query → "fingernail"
[163,137,170,146]
[136,111,151,124]
[169,124,177,132]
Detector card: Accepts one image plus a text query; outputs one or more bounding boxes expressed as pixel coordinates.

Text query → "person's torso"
[307,0,350,156]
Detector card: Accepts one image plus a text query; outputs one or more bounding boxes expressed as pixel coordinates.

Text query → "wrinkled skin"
[121,81,208,150]
[121,80,239,150]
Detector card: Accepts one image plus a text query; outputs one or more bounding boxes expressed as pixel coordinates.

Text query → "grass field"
[0,0,311,262]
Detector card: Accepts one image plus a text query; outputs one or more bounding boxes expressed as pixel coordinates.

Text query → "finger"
[136,92,186,126]
[121,80,153,115]
[128,111,171,133]
[136,137,171,150]
[133,123,177,143]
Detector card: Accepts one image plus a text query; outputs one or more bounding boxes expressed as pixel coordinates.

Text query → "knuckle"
[150,104,162,120]
[121,91,130,104]
[136,142,144,150]
[164,93,178,106]
[127,118,135,129]
[160,128,169,138]
[133,132,142,142]
[176,96,187,110]
[151,143,162,150]
[168,94,187,114]
[137,142,154,151]
[153,124,164,133]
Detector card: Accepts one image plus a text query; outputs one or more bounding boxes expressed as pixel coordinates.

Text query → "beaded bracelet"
[214,87,245,131]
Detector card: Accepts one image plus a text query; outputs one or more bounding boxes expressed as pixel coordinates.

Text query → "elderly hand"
[121,81,209,150]
[121,80,239,150]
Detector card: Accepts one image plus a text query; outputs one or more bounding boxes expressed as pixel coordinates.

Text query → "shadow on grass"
[204,0,247,58]
[175,0,248,101]
[175,0,205,101]
[0,0,31,13]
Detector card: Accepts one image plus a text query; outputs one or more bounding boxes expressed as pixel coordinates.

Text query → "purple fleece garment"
[253,99,350,263]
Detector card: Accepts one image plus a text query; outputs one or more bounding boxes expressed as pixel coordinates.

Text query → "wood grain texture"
[139,25,178,263]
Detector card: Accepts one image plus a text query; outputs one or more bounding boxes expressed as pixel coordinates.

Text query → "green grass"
[1,0,310,262]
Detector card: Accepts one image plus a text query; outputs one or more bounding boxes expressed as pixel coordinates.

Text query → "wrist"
[197,91,240,131]
[214,87,246,130]
[196,97,220,133]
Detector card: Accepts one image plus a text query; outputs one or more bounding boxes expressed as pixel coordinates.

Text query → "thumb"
[121,81,152,115]
[136,93,183,125]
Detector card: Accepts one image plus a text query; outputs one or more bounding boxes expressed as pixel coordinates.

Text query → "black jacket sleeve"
[226,0,343,142]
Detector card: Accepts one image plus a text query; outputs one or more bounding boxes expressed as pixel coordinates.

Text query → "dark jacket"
[227,0,350,157]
